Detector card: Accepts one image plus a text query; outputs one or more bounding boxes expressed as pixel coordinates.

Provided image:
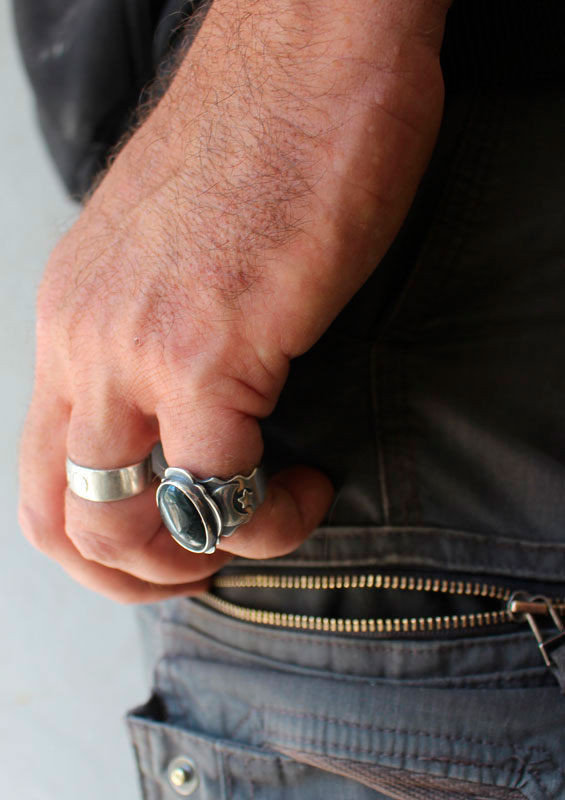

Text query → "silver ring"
[66,455,154,502]
[153,444,266,554]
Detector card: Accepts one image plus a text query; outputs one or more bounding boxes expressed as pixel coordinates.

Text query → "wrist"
[116,0,450,190]
[95,0,449,360]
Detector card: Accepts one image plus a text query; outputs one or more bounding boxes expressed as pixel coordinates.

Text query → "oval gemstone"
[158,484,207,551]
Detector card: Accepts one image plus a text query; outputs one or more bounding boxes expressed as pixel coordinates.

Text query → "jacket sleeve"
[13,0,202,198]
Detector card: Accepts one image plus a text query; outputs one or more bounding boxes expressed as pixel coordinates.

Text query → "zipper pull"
[508,592,565,691]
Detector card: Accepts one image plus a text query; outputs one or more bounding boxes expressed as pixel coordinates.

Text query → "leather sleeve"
[13,0,202,197]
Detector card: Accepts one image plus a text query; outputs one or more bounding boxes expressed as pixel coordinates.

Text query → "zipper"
[508,592,565,670]
[203,573,509,633]
[201,572,564,634]
[200,572,565,677]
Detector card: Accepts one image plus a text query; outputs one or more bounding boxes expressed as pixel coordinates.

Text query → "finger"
[64,490,234,582]
[24,498,214,603]
[19,389,69,554]
[64,399,233,582]
[158,401,334,560]
[19,392,227,601]
[220,466,334,559]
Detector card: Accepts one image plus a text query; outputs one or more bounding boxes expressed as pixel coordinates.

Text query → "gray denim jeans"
[14,0,565,796]
[120,3,565,798]
[128,60,565,800]
[129,595,565,799]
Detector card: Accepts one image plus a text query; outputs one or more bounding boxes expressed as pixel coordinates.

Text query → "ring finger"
[64,401,233,583]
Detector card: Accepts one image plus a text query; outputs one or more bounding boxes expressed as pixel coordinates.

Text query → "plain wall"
[0,2,148,798]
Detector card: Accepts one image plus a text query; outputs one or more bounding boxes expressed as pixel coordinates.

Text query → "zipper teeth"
[204,573,515,634]
[199,592,513,633]
[214,572,512,599]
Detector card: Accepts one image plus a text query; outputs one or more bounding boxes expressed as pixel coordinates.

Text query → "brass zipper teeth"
[199,592,513,633]
[201,573,516,634]
[214,572,511,599]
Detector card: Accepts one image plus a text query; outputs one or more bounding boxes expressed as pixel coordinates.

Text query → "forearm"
[103,0,449,354]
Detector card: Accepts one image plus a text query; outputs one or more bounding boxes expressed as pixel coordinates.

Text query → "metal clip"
[508,592,565,667]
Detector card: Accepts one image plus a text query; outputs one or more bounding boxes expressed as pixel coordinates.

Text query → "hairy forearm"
[101,0,449,354]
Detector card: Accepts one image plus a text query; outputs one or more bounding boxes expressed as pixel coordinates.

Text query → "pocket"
[127,696,282,800]
[128,695,285,800]
[128,591,565,800]
[127,695,407,800]
[204,568,565,688]
[128,695,531,800]
[277,748,529,800]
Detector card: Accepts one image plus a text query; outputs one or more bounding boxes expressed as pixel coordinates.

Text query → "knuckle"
[106,580,168,606]
[67,526,123,567]
[37,244,71,322]
[103,587,145,606]
[36,289,60,353]
[18,504,55,554]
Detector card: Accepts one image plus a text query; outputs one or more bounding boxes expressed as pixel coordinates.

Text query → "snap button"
[167,756,199,796]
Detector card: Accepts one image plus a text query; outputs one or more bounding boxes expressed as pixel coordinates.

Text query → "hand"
[19,0,449,602]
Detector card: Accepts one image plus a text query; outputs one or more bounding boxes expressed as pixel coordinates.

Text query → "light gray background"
[1,2,148,798]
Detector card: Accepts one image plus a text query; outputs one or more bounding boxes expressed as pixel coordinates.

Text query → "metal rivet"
[167,756,199,796]
[170,767,188,787]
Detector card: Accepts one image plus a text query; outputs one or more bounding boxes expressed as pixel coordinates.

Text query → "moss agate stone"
[158,484,207,551]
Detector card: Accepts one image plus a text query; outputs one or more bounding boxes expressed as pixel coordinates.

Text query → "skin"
[19,0,450,603]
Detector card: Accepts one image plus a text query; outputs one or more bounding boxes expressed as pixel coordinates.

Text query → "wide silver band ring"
[65,456,154,502]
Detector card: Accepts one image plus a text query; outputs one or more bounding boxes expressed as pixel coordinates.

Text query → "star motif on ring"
[236,488,254,513]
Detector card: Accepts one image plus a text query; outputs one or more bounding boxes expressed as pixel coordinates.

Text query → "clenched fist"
[19,0,449,602]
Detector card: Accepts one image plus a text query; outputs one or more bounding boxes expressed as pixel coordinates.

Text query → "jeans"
[129,597,565,799]
[126,35,565,800]
[15,0,565,796]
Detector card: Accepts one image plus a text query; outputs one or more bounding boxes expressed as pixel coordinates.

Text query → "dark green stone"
[158,484,207,551]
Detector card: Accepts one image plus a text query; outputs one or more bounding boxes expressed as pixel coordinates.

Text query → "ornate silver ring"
[152,444,266,554]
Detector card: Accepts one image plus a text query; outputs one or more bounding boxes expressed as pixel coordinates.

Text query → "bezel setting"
[152,442,267,555]
[156,467,222,554]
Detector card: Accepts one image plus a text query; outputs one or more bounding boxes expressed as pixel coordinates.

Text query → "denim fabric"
[128,8,565,797]
[14,0,565,796]
[129,599,565,799]
[254,83,565,584]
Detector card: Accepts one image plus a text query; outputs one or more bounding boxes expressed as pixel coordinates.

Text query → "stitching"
[166,642,185,720]
[159,641,460,695]
[225,752,233,800]
[187,603,534,653]
[459,674,554,691]
[266,730,563,798]
[271,526,565,552]
[231,708,255,740]
[160,625,551,694]
[262,730,530,775]
[371,342,391,525]
[527,765,548,800]
[215,746,226,800]
[523,754,564,800]
[256,703,542,753]
[244,756,256,800]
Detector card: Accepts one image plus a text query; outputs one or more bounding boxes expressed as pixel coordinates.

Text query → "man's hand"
[19,0,449,602]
